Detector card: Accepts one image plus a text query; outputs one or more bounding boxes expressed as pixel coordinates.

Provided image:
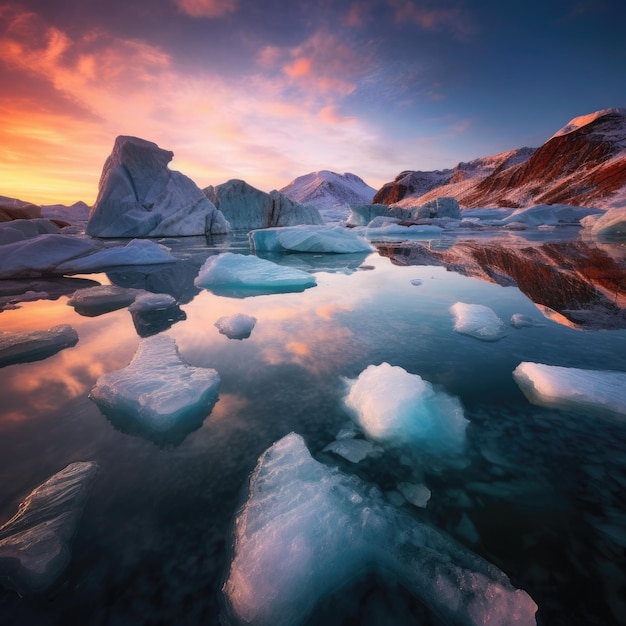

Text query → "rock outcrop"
[86,136,229,237]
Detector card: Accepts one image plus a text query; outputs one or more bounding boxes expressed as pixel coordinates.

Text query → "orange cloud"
[319,105,356,125]
[173,0,238,18]
[284,57,312,78]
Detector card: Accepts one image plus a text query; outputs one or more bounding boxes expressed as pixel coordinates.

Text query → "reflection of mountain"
[378,238,626,329]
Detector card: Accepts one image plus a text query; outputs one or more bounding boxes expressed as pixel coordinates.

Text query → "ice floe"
[0,462,98,595]
[322,438,377,463]
[67,285,141,316]
[513,362,626,416]
[90,335,220,438]
[223,432,538,626]
[344,363,468,457]
[249,225,373,254]
[450,302,506,341]
[397,482,431,508]
[0,325,79,368]
[214,313,257,340]
[511,313,544,328]
[194,252,316,297]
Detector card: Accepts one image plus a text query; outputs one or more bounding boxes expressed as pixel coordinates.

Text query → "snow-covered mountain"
[375,108,626,210]
[280,170,376,223]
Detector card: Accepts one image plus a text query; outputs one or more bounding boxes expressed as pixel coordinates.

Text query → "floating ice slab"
[67,285,141,316]
[322,438,376,463]
[90,335,220,434]
[0,462,98,595]
[0,234,99,278]
[214,313,257,339]
[451,302,506,341]
[513,362,626,416]
[194,252,316,296]
[58,239,175,272]
[249,226,373,254]
[223,433,537,626]
[128,292,177,312]
[344,363,468,457]
[0,325,79,368]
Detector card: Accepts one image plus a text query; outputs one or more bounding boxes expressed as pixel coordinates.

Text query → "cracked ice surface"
[223,433,537,626]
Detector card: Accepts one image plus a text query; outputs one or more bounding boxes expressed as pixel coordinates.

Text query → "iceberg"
[389,197,462,221]
[67,285,141,316]
[128,293,186,337]
[499,204,602,227]
[0,218,60,245]
[214,313,257,339]
[581,206,626,239]
[0,325,79,368]
[0,462,98,595]
[451,302,506,341]
[249,225,373,254]
[346,204,390,227]
[90,335,220,437]
[513,362,626,416]
[204,179,322,230]
[344,363,468,457]
[194,252,316,297]
[86,136,229,237]
[127,292,177,312]
[58,239,175,273]
[223,433,537,626]
[0,234,99,279]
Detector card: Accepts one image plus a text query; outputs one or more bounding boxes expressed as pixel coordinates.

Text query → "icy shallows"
[513,362,626,416]
[223,433,537,626]
[90,335,220,432]
[344,362,468,456]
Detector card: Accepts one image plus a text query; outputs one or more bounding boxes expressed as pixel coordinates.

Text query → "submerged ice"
[344,363,468,457]
[90,335,220,434]
[0,462,98,595]
[223,433,537,626]
[513,362,626,416]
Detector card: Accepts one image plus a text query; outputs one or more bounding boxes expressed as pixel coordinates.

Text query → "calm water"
[1,230,625,625]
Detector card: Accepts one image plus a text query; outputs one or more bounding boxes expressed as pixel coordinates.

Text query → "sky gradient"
[1,0,625,205]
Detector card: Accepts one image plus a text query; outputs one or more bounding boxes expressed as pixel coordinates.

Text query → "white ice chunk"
[249,225,373,254]
[128,292,177,312]
[194,253,316,294]
[90,335,220,432]
[513,362,626,416]
[0,325,78,367]
[67,285,141,316]
[223,433,537,626]
[322,438,376,463]
[0,462,98,595]
[214,313,257,339]
[0,234,99,278]
[58,239,175,272]
[344,363,468,456]
[451,302,506,341]
[397,482,431,508]
[500,204,602,226]
[582,206,626,239]
[510,314,544,328]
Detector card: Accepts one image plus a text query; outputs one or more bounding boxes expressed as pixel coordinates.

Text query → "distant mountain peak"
[550,108,626,140]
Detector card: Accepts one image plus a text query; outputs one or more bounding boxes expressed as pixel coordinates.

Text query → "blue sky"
[1,0,624,203]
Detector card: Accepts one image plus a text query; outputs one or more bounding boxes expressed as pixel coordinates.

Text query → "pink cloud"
[319,105,356,125]
[173,0,238,18]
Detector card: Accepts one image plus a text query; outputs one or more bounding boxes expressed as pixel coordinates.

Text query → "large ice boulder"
[0,462,98,595]
[513,362,626,416]
[0,325,78,367]
[390,197,461,221]
[57,239,175,273]
[344,363,468,458]
[581,207,626,239]
[450,302,507,341]
[90,335,220,436]
[249,226,373,254]
[223,433,537,626]
[0,234,99,278]
[194,252,316,297]
[86,136,229,237]
[203,179,322,230]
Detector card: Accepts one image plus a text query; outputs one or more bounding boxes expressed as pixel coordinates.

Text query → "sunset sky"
[1,0,625,205]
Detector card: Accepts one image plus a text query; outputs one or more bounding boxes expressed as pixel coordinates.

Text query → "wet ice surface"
[0,228,625,625]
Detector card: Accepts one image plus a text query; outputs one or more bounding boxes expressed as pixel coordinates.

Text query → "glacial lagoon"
[1,227,625,625]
